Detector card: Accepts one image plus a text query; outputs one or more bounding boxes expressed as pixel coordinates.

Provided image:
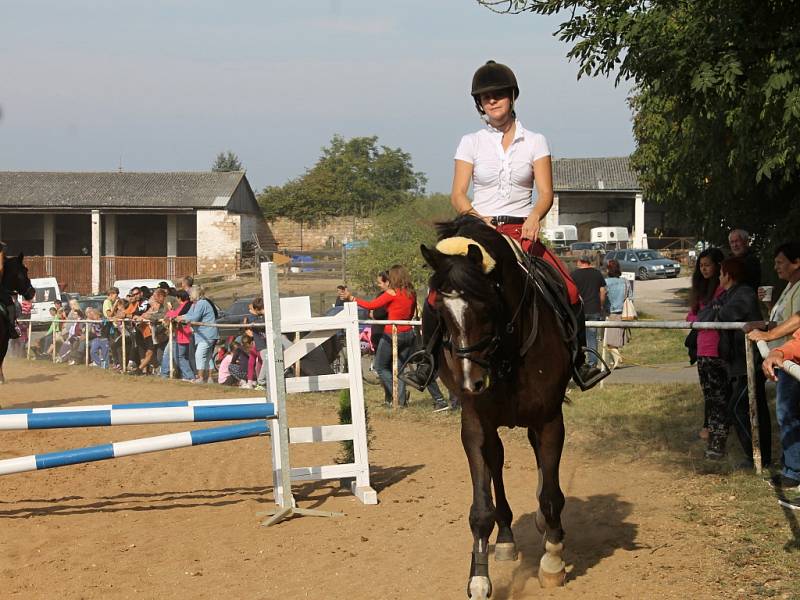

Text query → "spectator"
[226,336,253,387]
[728,229,761,290]
[339,264,416,407]
[603,259,631,370]
[136,288,168,374]
[699,257,770,464]
[161,289,195,381]
[761,327,800,493]
[245,298,267,390]
[217,343,234,385]
[748,241,800,490]
[687,247,725,442]
[39,306,60,357]
[176,286,219,384]
[571,255,607,367]
[85,307,109,367]
[179,276,194,292]
[103,287,119,319]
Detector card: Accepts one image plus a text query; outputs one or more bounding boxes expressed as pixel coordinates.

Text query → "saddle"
[499,235,580,363]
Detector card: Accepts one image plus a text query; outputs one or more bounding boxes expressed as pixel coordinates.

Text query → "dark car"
[77,295,106,314]
[604,249,681,280]
[215,297,257,324]
[570,241,605,252]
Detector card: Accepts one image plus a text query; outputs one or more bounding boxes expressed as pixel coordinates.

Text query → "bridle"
[439,289,503,372]
[437,252,540,376]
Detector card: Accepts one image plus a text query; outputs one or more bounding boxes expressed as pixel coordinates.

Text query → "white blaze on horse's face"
[442,293,474,389]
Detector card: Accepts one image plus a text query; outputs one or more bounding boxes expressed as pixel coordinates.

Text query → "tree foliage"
[212,150,243,172]
[259,135,427,226]
[346,194,455,296]
[478,0,800,249]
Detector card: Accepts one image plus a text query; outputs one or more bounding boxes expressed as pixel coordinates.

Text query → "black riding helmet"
[471,60,519,116]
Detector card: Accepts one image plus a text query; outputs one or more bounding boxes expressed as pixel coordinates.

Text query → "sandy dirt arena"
[1,358,729,600]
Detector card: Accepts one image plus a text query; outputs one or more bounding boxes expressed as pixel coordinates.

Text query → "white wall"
[196,210,241,274]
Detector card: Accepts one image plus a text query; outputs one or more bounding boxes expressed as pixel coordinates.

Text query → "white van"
[29,277,62,322]
[542,225,578,248]
[590,227,629,249]
[112,279,175,298]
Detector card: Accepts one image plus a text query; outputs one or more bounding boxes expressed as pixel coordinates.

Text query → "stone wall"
[196,210,241,274]
[267,216,373,251]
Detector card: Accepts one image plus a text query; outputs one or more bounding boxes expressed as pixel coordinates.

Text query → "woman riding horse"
[401,60,607,393]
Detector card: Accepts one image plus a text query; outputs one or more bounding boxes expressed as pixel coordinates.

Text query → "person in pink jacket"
[161,289,195,381]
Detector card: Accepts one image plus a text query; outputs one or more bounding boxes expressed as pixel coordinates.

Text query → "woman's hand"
[762,351,785,381]
[743,320,767,334]
[521,216,540,242]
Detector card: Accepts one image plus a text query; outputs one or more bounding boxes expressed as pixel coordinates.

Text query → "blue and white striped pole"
[0,397,269,416]
[0,403,276,430]
[0,420,270,476]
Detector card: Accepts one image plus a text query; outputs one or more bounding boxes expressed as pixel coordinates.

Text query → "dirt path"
[1,359,728,599]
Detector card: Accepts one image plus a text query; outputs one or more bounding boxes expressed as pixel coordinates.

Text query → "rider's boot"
[399,300,440,391]
[7,302,20,339]
[571,303,608,391]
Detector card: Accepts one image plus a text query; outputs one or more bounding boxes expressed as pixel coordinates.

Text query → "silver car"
[604,249,681,280]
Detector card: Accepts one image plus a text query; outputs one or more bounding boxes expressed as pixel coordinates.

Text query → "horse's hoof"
[538,567,566,588]
[534,510,546,534]
[467,576,492,599]
[494,542,518,561]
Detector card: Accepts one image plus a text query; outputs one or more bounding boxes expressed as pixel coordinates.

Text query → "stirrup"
[398,350,435,392]
[572,348,611,391]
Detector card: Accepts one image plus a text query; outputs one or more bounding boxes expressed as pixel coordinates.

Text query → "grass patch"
[614,309,691,365]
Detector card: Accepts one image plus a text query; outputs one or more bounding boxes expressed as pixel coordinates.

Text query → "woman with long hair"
[339,264,416,407]
[603,259,630,369]
[686,247,725,443]
[698,257,768,462]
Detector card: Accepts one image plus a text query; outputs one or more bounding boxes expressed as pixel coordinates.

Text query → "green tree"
[346,194,455,295]
[212,150,243,172]
[259,135,427,225]
[478,0,800,248]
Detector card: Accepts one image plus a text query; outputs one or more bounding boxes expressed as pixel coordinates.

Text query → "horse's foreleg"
[461,413,495,599]
[485,429,516,561]
[528,415,567,588]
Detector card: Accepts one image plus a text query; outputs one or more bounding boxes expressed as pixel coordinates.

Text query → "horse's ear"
[420,244,439,269]
[466,244,484,267]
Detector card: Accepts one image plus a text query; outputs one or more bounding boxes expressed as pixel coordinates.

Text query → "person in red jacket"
[339,264,416,407]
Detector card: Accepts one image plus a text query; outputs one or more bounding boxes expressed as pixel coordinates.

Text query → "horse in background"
[420,216,572,599]
[0,253,35,385]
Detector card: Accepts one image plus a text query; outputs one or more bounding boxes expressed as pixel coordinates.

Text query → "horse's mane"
[429,216,519,305]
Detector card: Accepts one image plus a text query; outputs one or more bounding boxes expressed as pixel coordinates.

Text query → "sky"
[0,0,635,194]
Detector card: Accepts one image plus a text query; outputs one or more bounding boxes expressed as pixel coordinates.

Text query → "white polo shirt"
[454,120,550,218]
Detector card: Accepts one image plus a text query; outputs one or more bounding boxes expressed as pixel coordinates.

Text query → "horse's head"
[422,237,503,395]
[3,253,36,301]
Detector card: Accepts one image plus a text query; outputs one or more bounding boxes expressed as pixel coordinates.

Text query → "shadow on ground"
[491,494,639,599]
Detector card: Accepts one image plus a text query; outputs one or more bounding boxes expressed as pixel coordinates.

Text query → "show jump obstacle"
[0,262,377,525]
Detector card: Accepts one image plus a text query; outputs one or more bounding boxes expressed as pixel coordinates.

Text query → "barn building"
[0,171,275,294]
[548,156,676,247]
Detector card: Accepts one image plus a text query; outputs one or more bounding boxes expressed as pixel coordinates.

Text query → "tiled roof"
[553,156,639,192]
[0,171,249,209]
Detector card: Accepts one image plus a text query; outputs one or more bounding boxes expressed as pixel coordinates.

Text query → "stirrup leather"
[572,347,611,391]
[399,350,436,391]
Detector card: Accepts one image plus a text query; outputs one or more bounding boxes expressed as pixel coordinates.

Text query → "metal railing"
[17,315,800,473]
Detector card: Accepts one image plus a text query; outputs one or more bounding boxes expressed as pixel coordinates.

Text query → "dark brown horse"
[420,217,572,599]
[0,253,35,385]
